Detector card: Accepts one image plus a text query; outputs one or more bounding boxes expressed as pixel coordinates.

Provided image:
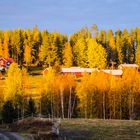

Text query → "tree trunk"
[85,94,87,119]
[60,88,64,119]
[103,92,105,119]
[119,93,122,120]
[68,87,72,118]
[51,92,54,118]
[113,92,116,119]
[71,94,76,117]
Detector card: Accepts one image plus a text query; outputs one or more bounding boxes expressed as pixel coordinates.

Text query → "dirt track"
[0,130,25,140]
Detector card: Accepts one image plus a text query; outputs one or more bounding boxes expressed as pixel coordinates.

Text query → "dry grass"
[10,117,53,133]
[10,117,60,140]
[4,118,140,140]
[60,119,140,140]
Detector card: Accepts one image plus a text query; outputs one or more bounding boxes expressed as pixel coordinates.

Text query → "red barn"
[43,67,97,77]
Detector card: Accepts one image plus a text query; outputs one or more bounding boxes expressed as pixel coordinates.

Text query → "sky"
[0,0,140,34]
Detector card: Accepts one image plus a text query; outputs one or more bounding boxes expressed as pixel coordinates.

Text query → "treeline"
[39,67,140,120]
[1,63,140,122]
[1,25,140,68]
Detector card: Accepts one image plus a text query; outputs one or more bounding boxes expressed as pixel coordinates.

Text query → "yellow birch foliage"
[4,63,23,100]
[76,72,90,117]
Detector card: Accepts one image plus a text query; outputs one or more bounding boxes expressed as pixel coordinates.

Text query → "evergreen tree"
[63,42,73,67]
[73,38,88,67]
[0,39,3,57]
[39,31,59,66]
[3,31,10,58]
[107,30,117,64]
[24,44,32,66]
[27,97,36,115]
[40,93,52,115]
[70,33,79,47]
[11,29,23,64]
[39,31,50,62]
[46,45,58,66]
[51,32,67,65]
[98,30,107,48]
[2,100,15,123]
[121,29,134,63]
[116,30,123,65]
[129,29,135,63]
[32,25,41,63]
[136,44,140,66]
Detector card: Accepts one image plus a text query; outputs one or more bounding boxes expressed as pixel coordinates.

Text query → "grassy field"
[60,119,140,140]
[1,118,140,140]
[0,66,44,98]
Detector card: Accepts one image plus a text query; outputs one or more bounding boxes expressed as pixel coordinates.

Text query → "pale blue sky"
[0,0,140,34]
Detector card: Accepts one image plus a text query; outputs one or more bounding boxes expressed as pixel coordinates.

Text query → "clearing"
[59,119,140,140]
[1,118,140,140]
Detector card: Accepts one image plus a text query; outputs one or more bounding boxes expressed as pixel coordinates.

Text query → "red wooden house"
[43,67,124,78]
[0,57,14,70]
[43,67,98,77]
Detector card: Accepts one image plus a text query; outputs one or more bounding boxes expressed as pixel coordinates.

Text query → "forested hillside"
[0,25,140,68]
[1,25,140,123]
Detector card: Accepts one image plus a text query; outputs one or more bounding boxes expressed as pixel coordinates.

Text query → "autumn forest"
[1,25,140,123]
[0,25,140,67]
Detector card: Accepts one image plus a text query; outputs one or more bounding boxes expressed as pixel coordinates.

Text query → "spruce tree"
[27,97,36,116]
[2,100,15,123]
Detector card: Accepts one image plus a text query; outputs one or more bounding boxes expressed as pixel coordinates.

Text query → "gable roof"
[119,64,139,69]
[6,58,14,63]
[42,67,98,75]
[102,69,123,76]
[43,67,123,76]
[0,57,14,63]
[0,58,8,62]
[61,67,97,73]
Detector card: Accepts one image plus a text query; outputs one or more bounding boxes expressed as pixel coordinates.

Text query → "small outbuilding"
[0,57,14,71]
[118,64,139,70]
